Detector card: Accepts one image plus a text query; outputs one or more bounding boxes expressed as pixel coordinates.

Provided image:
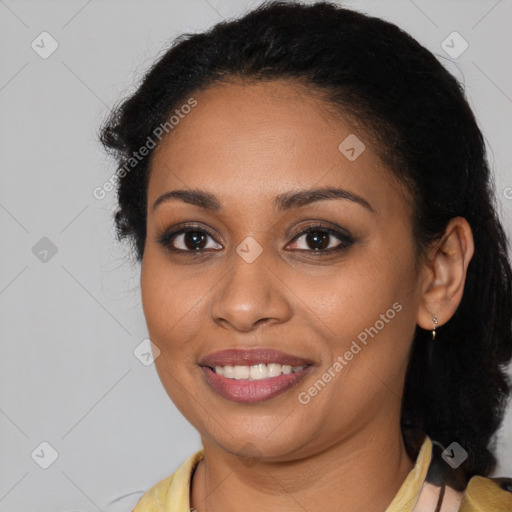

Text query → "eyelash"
[156,223,355,256]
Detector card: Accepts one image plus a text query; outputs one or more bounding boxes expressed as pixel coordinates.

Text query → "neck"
[190,421,416,512]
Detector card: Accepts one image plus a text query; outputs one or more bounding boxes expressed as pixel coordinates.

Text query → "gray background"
[1,0,511,511]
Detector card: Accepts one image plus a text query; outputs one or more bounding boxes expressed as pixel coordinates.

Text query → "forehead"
[147,80,410,218]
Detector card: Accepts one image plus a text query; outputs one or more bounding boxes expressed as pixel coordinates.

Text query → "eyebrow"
[152,186,375,213]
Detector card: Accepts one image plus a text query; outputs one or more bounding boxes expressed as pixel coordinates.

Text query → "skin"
[140,79,474,512]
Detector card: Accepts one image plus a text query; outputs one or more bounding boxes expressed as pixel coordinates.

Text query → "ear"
[416,216,475,330]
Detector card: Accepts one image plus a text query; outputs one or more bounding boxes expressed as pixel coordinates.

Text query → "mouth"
[199,348,314,403]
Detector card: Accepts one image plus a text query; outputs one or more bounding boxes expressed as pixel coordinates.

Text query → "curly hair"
[99,0,512,480]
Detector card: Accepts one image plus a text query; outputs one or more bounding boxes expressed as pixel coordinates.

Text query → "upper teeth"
[214,363,306,380]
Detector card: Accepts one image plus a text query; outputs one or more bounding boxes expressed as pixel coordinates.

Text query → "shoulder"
[459,475,512,512]
[132,449,204,512]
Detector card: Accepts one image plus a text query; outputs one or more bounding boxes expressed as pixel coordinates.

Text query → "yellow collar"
[386,435,433,511]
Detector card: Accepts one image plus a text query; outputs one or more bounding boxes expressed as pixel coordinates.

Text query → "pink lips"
[199,348,314,403]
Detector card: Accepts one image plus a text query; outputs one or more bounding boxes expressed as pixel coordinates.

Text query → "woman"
[100,1,512,510]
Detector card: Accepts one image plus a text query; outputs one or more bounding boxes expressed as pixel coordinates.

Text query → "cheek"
[300,251,417,385]
[140,255,208,414]
[299,257,405,331]
[140,253,199,354]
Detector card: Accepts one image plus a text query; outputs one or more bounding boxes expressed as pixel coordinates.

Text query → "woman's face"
[141,80,426,461]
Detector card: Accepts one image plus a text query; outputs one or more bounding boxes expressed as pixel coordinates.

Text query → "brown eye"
[287,226,354,253]
[180,231,208,251]
[158,226,222,253]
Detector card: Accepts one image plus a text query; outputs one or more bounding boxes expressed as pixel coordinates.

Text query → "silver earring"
[432,315,438,341]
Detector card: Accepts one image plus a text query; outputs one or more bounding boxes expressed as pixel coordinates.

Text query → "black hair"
[99,0,512,481]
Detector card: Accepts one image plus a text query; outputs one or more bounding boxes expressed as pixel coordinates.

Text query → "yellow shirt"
[133,435,512,511]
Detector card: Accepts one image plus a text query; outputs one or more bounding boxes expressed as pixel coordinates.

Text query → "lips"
[199,348,314,403]
[199,348,314,368]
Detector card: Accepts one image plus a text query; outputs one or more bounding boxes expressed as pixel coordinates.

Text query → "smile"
[199,348,315,403]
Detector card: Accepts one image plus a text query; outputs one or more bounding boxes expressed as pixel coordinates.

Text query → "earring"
[432,315,438,341]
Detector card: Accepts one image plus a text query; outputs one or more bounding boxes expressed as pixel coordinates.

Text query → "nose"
[209,251,293,333]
